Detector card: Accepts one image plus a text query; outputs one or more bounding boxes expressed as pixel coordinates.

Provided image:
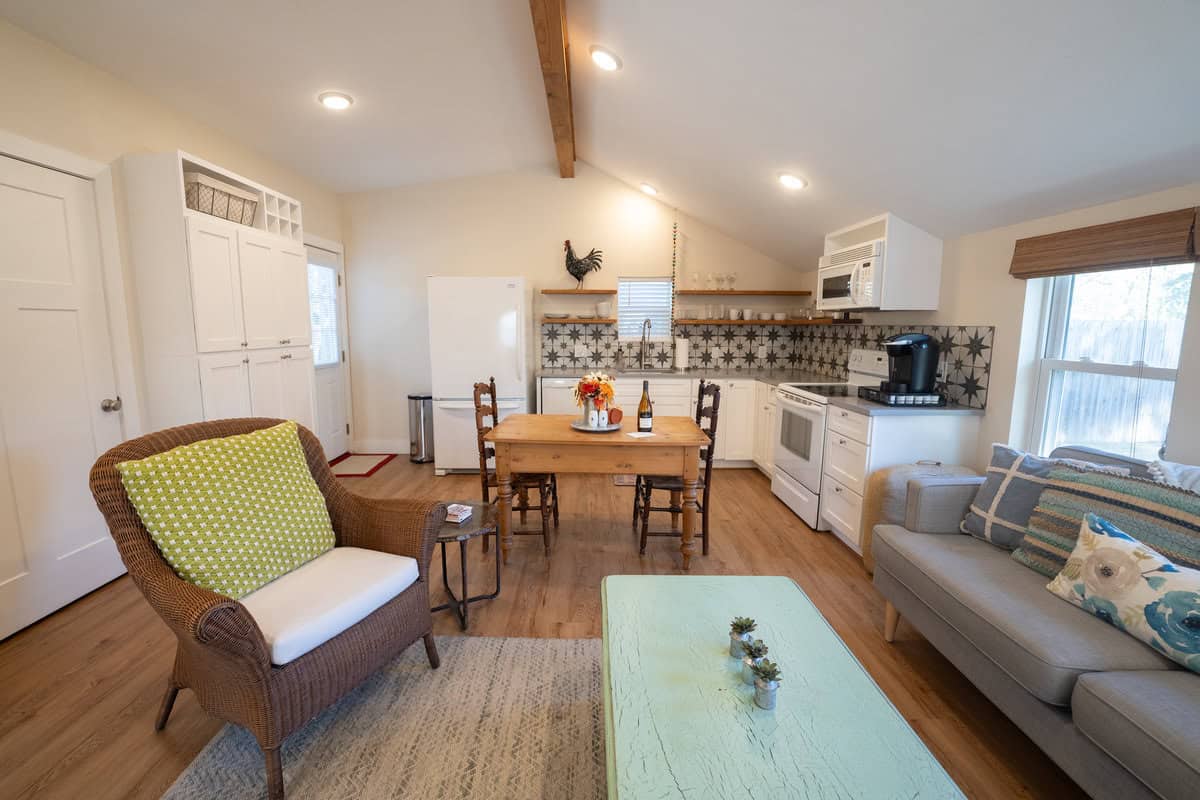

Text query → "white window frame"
[1029,271,1181,457]
[616,276,675,342]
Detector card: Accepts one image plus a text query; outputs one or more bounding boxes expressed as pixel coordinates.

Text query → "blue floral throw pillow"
[1047,514,1200,673]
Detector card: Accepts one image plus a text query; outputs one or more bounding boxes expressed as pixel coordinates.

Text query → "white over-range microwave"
[816,239,884,310]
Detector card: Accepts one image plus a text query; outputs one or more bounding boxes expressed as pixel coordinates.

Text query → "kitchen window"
[1031,262,1194,459]
[617,277,674,341]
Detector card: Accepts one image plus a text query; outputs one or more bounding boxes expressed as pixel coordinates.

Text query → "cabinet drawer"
[820,477,864,550]
[827,406,871,444]
[824,434,869,495]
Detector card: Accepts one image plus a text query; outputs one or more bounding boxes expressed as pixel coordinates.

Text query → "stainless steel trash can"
[408,393,434,463]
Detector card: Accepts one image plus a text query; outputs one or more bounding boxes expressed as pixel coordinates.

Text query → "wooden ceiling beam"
[529,0,575,178]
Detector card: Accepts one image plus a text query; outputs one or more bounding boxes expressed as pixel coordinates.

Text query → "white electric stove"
[771,350,888,528]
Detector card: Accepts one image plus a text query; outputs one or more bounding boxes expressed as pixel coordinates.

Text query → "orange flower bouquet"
[573,372,616,427]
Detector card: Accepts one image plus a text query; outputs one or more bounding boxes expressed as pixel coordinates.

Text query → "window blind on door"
[307,263,339,366]
[617,277,674,340]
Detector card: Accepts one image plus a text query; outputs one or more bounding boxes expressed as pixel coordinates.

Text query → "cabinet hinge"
[337,274,342,287]
[341,349,346,363]
[345,423,350,434]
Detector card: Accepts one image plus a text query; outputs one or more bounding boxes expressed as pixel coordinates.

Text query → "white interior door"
[0,154,127,639]
[306,244,349,458]
[186,215,244,352]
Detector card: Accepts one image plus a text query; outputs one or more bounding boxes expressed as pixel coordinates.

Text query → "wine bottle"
[637,380,653,432]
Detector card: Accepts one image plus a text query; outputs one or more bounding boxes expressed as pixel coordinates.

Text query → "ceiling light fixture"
[778,173,808,190]
[318,91,354,111]
[589,45,622,72]
[639,182,658,196]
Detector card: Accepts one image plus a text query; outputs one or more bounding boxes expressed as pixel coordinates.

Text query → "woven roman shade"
[1009,207,1197,279]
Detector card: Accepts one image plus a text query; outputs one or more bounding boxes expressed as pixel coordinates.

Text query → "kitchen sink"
[616,368,681,377]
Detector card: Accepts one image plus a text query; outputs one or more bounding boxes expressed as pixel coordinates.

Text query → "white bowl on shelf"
[772,312,787,321]
[545,312,569,319]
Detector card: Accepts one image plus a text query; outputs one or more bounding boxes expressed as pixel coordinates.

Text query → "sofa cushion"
[241,546,420,665]
[1013,467,1200,578]
[961,444,1129,550]
[873,524,1174,705]
[1073,671,1200,800]
[117,421,335,598]
[1049,514,1200,673]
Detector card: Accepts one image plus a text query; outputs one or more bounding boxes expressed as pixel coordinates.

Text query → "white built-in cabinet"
[753,382,777,474]
[712,380,755,462]
[122,151,314,432]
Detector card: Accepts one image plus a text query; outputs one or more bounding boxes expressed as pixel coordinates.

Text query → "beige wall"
[0,20,342,239]
[856,182,1200,469]
[341,162,806,448]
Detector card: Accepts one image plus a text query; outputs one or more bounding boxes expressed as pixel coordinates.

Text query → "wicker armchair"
[89,418,446,800]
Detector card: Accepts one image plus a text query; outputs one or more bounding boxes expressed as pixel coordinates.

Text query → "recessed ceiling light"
[639,182,658,196]
[318,91,354,111]
[778,173,808,190]
[589,45,622,72]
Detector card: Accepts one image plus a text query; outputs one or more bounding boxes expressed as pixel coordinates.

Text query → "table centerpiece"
[572,372,619,431]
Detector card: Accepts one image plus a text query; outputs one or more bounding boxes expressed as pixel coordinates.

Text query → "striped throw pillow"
[1012,467,1200,578]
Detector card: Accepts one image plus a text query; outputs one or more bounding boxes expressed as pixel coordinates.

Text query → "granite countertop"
[826,395,985,417]
[536,367,840,386]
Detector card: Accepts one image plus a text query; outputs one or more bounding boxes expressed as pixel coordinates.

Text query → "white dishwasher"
[539,377,579,414]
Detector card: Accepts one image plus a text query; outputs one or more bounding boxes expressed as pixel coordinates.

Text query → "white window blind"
[617,276,674,341]
[307,262,340,366]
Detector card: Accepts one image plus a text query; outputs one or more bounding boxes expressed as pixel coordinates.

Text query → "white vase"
[588,406,599,427]
[598,409,609,426]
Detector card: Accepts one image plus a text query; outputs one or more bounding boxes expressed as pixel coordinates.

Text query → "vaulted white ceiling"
[4,0,1199,267]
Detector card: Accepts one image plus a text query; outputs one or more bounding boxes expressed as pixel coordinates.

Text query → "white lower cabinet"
[199,347,314,429]
[820,476,864,548]
[198,352,252,419]
[713,379,755,461]
[752,383,777,474]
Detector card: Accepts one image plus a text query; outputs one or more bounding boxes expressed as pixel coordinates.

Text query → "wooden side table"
[431,501,500,630]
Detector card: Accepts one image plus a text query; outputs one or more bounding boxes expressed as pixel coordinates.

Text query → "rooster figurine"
[564,240,603,288]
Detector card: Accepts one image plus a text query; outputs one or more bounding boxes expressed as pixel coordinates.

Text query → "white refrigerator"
[427,276,529,474]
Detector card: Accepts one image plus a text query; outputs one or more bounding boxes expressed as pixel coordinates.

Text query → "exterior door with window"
[307,244,349,458]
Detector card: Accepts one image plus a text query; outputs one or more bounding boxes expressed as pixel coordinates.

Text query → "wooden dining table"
[484,414,711,569]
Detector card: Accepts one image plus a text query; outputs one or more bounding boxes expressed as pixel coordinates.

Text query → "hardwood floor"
[0,460,1086,799]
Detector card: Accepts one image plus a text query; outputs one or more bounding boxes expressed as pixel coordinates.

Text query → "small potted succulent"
[751,659,782,710]
[740,639,769,685]
[729,617,757,657]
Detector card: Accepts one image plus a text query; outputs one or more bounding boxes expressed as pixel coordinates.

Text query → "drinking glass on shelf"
[691,272,701,289]
[715,274,726,290]
[726,272,737,290]
[704,304,714,319]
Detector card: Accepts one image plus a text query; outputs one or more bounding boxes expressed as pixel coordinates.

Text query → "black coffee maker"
[882,333,939,393]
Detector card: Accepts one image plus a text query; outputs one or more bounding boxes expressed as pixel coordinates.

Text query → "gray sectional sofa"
[872,446,1200,800]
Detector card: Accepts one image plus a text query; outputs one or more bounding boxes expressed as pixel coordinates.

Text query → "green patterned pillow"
[1013,467,1200,578]
[1048,514,1200,673]
[117,421,335,598]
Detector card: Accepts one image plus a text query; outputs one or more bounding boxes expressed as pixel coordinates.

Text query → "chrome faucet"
[640,318,652,369]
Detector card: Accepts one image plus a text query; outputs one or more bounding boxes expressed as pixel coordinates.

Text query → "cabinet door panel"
[247,349,284,418]
[198,352,250,419]
[719,380,756,461]
[238,231,280,349]
[277,245,311,347]
[186,217,244,352]
[281,347,316,430]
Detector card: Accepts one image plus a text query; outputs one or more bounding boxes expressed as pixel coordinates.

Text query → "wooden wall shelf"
[541,317,616,324]
[674,318,861,326]
[540,288,617,295]
[675,289,812,297]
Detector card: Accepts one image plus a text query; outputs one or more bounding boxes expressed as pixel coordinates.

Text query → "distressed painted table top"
[601,575,963,799]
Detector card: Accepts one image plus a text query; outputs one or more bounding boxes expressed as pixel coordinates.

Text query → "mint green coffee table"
[601,575,963,799]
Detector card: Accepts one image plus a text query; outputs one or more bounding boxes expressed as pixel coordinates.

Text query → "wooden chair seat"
[638,474,706,492]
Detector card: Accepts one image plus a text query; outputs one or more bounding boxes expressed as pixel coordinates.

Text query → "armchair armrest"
[327,491,447,578]
[903,475,984,534]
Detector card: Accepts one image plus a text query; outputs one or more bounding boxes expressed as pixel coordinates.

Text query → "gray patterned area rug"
[163,637,604,800]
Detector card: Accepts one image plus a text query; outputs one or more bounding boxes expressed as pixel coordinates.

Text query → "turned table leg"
[680,446,700,571]
[496,443,513,564]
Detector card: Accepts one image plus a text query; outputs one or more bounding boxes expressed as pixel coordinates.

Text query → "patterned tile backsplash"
[540,322,996,408]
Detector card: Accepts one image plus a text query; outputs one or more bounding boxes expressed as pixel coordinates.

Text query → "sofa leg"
[264,747,284,800]
[884,601,900,643]
[154,684,179,731]
[423,632,441,669]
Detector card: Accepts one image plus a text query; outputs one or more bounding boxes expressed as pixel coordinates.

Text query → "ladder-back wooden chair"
[474,377,560,556]
[633,379,720,555]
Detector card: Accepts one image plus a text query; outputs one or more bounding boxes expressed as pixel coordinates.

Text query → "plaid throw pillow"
[1013,468,1200,578]
[960,445,1129,549]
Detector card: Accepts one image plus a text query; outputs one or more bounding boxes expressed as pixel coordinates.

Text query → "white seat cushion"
[240,546,420,665]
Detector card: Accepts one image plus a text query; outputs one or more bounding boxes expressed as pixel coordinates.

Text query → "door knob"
[100,397,123,412]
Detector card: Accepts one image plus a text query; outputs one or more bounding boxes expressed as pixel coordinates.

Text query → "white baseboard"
[351,438,409,454]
